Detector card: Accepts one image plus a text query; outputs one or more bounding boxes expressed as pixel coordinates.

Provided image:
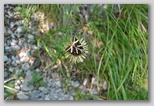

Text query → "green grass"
[10,4,148,100]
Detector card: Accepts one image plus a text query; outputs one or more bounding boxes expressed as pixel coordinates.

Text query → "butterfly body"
[65,36,88,63]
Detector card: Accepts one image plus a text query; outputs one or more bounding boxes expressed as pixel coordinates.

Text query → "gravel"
[4,4,102,100]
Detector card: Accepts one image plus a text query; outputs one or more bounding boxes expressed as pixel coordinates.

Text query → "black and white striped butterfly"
[65,36,88,63]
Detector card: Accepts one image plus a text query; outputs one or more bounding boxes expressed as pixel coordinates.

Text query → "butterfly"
[65,36,88,63]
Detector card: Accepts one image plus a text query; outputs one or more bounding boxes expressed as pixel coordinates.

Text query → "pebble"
[30,90,40,100]
[16,26,24,33]
[35,68,40,72]
[90,89,98,95]
[55,81,62,87]
[4,56,8,62]
[22,63,30,71]
[4,4,102,100]
[12,45,21,50]
[28,34,34,40]
[73,81,80,88]
[17,91,29,100]
[10,22,16,28]
[25,70,32,81]
[69,96,74,100]
[14,85,21,91]
[11,34,15,38]
[9,67,14,72]
[12,60,17,66]
[4,71,9,79]
[44,95,50,100]
[21,81,34,91]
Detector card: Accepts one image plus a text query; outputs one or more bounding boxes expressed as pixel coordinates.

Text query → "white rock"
[21,57,29,62]
[17,91,29,100]
[19,52,26,57]
[22,63,30,71]
[16,79,22,85]
[14,85,21,91]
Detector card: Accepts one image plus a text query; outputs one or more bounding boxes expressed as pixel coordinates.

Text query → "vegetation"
[5,4,148,100]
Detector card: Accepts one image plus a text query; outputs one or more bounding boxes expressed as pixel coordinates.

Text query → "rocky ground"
[4,4,109,100]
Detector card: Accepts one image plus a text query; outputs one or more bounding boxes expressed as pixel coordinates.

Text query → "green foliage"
[76,91,103,100]
[4,82,16,100]
[14,4,148,100]
[28,71,46,89]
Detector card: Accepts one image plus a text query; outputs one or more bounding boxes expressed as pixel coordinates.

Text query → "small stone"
[90,89,98,95]
[55,81,61,87]
[31,49,35,54]
[16,79,23,85]
[25,70,32,81]
[10,39,17,46]
[21,81,34,91]
[29,90,40,100]
[16,34,22,38]
[4,56,8,62]
[73,81,80,88]
[4,71,9,79]
[14,85,21,91]
[16,20,22,26]
[63,94,69,100]
[83,79,87,86]
[12,60,17,66]
[11,55,16,60]
[17,92,29,100]
[16,60,21,64]
[7,28,12,35]
[20,57,29,62]
[10,22,16,28]
[28,34,34,40]
[69,96,74,100]
[45,95,50,100]
[35,68,40,72]
[12,45,20,50]
[81,87,87,94]
[9,67,14,72]
[69,89,76,96]
[16,26,24,33]
[19,52,26,57]
[6,58,11,64]
[22,63,30,71]
[11,34,15,38]
[38,87,45,91]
